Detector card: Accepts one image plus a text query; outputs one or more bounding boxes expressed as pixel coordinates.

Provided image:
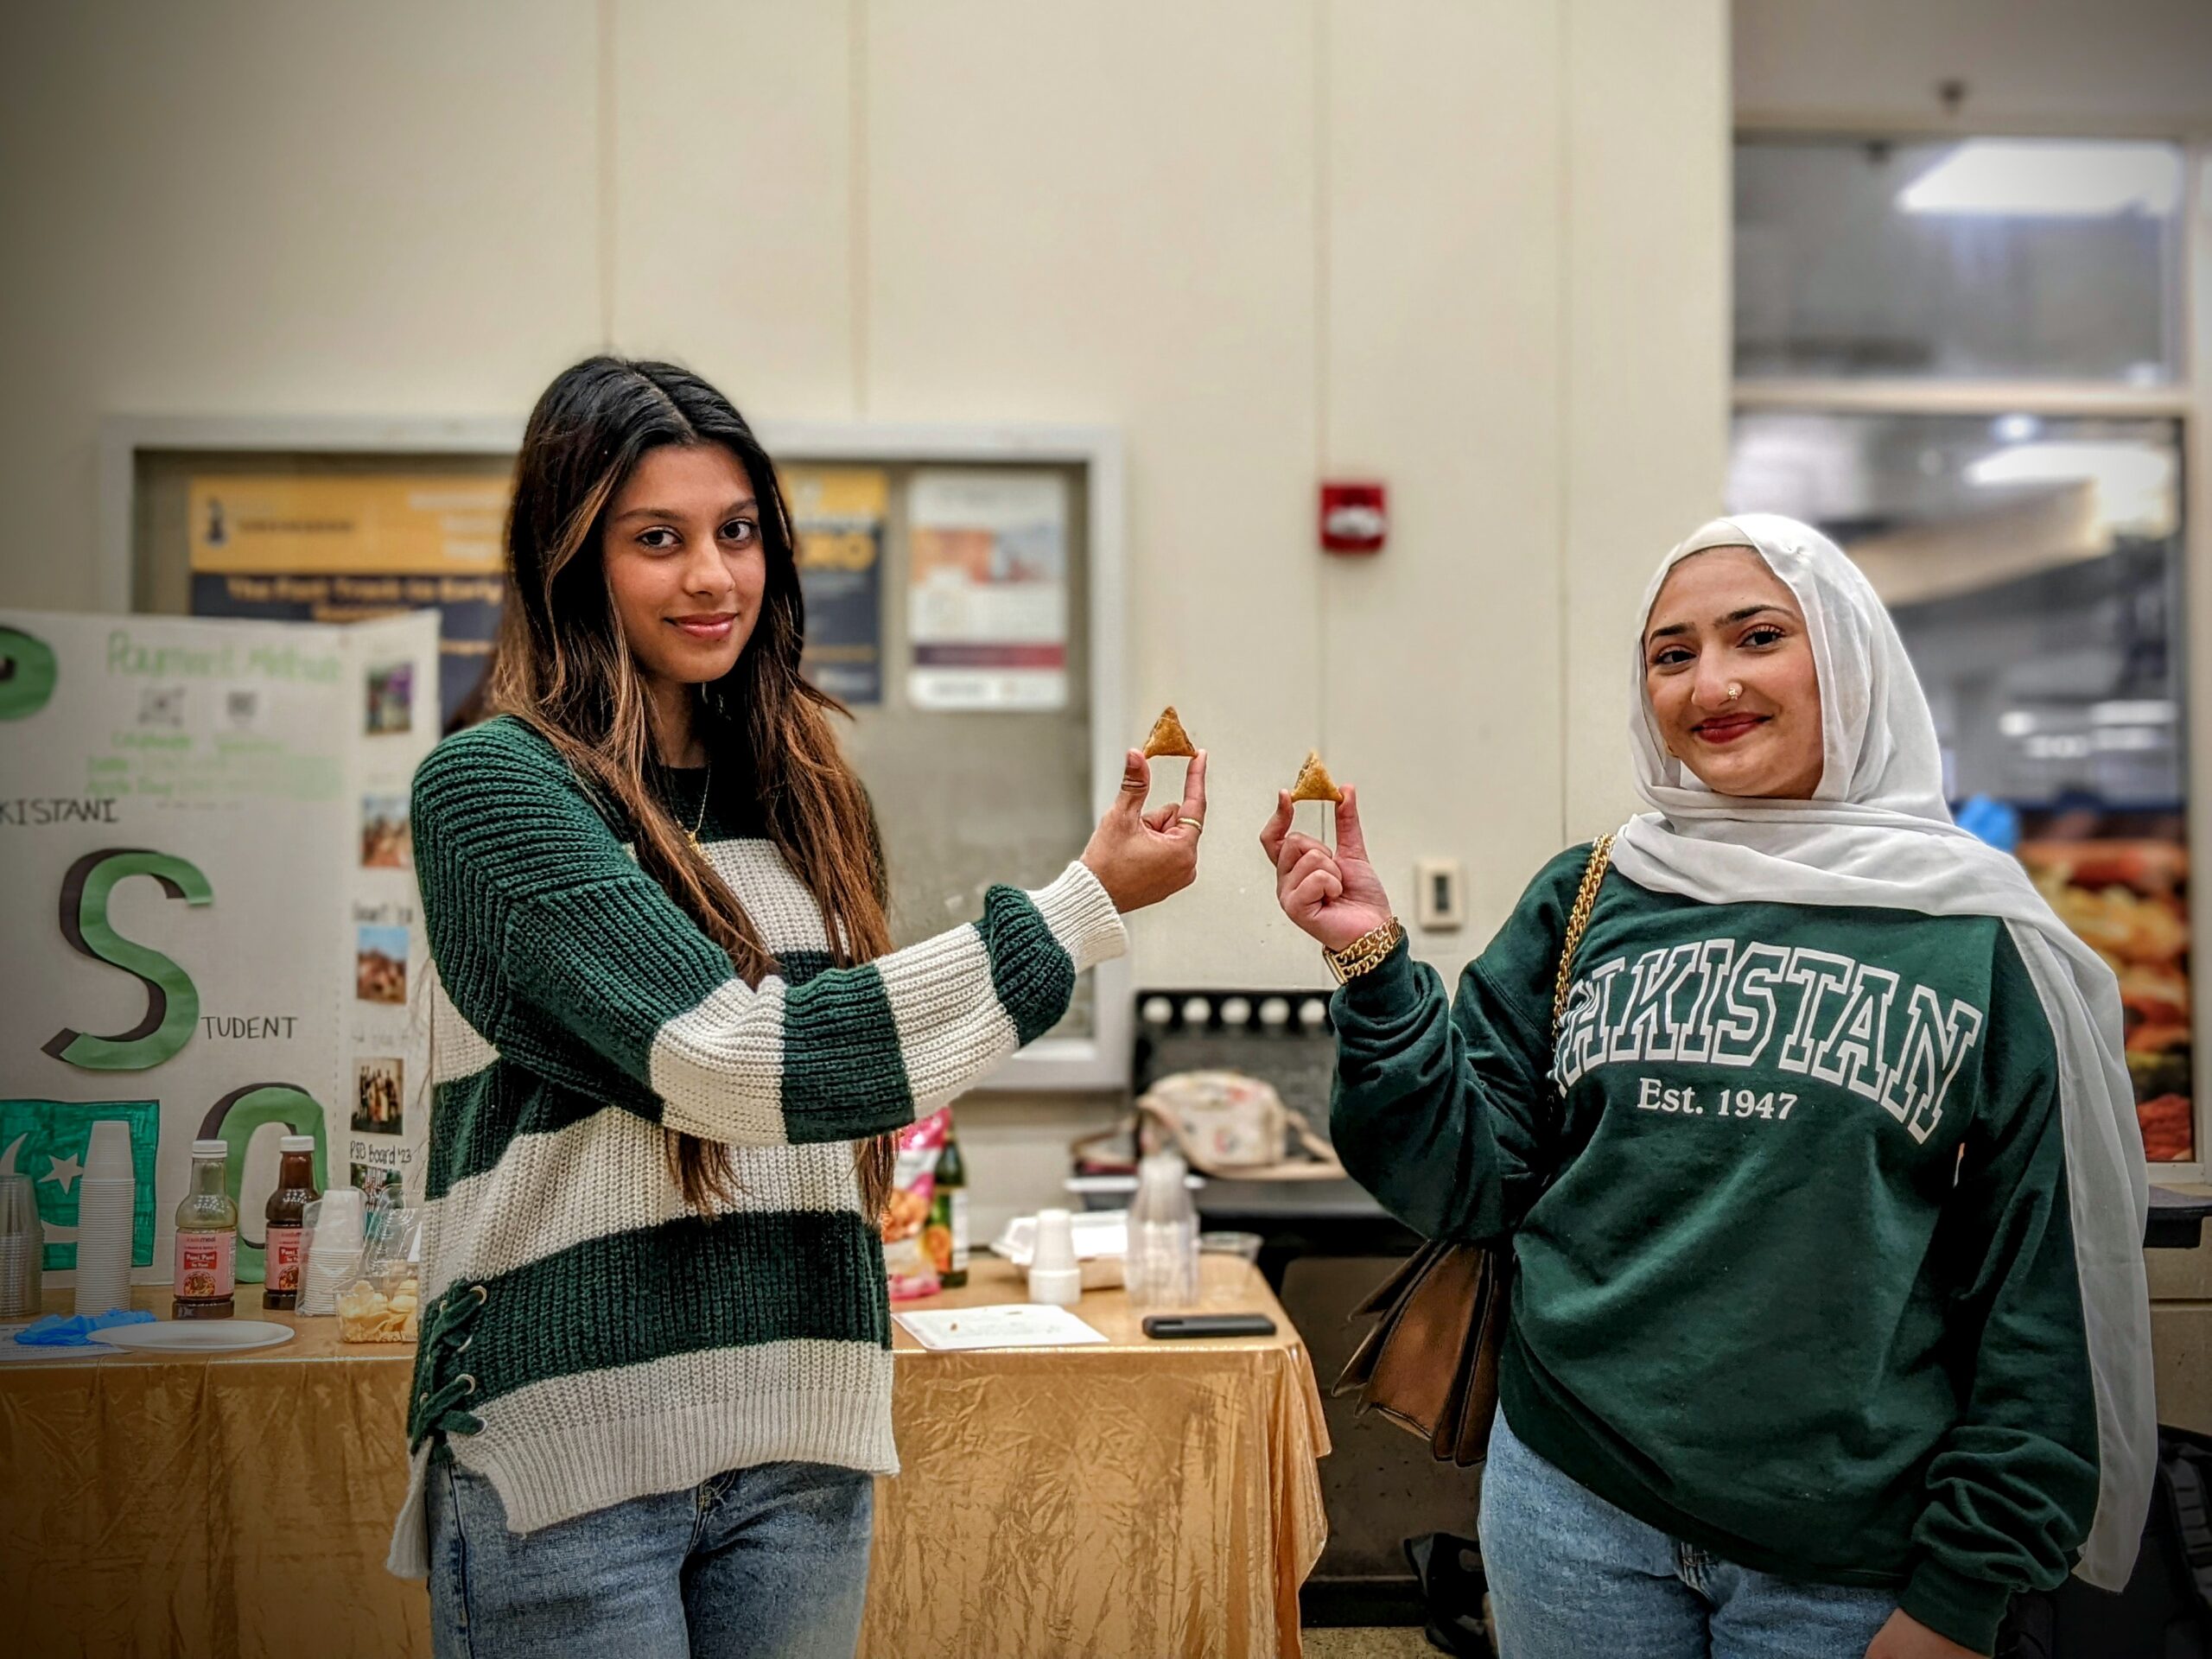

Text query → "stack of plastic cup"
[299,1186,366,1316]
[0,1173,43,1318]
[1027,1208,1082,1307]
[72,1121,137,1317]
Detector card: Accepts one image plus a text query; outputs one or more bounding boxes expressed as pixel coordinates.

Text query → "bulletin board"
[104,416,1131,1090]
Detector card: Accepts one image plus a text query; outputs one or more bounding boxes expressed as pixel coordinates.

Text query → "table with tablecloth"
[0,1258,1330,1658]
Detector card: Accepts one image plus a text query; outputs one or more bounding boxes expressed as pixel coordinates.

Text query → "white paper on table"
[893,1303,1108,1352]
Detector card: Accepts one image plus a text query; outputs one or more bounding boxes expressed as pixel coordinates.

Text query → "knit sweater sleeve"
[1899,930,2101,1654]
[411,718,1125,1147]
[1326,846,1589,1243]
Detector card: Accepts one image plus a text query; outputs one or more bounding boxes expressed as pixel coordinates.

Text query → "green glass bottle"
[927,1122,969,1288]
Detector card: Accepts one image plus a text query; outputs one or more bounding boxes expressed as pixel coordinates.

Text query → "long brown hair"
[487,356,897,1217]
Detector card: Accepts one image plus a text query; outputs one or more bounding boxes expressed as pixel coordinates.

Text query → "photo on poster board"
[352,1161,404,1208]
[906,469,1070,711]
[355,924,409,1005]
[365,662,414,734]
[360,793,411,868]
[352,1058,404,1135]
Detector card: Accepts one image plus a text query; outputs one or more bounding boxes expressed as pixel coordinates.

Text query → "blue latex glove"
[15,1308,156,1346]
[1955,793,2021,854]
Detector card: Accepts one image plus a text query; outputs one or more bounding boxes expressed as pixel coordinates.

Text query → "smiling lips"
[1693,714,1765,745]
[670,613,737,643]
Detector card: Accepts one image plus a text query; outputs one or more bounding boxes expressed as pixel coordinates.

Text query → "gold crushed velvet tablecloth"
[1,1261,1329,1659]
[863,1259,1332,1659]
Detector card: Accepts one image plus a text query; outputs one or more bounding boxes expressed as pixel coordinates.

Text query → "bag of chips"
[338,1204,422,1343]
[884,1109,950,1302]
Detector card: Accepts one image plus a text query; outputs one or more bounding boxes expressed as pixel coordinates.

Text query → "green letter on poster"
[0,626,58,721]
[43,849,213,1071]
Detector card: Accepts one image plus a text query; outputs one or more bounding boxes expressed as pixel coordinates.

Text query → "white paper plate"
[95,1319,296,1354]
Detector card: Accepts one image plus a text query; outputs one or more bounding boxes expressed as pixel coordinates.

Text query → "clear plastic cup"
[1198,1230,1264,1306]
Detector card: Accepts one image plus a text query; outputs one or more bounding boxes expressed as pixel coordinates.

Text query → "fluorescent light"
[1966,440,2176,535]
[2090,700,2175,726]
[1898,140,2182,218]
[1993,414,2040,444]
[2095,727,2165,753]
[1998,710,2037,738]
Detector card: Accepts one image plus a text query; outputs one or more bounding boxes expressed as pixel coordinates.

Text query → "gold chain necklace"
[686,759,713,848]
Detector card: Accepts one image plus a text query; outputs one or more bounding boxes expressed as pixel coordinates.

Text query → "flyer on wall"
[187,474,508,728]
[906,469,1070,712]
[787,467,887,706]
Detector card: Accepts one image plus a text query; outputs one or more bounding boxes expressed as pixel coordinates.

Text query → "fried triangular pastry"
[1141,705,1198,759]
[1289,749,1343,804]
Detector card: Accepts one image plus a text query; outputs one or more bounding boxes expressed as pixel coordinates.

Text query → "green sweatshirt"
[1330,844,2099,1655]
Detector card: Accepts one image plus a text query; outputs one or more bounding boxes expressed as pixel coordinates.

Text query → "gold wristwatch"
[1324,918,1406,984]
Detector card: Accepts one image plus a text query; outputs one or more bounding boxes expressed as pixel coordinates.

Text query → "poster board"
[0,608,437,1284]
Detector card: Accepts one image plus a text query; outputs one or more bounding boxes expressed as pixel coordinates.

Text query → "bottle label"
[925,1195,955,1276]
[265,1226,304,1293]
[949,1192,970,1271]
[175,1231,237,1301]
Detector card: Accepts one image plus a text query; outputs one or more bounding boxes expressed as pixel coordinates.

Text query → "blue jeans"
[1479,1410,1897,1659]
[427,1457,874,1659]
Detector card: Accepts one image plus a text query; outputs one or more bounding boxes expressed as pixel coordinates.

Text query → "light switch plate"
[1414,858,1465,931]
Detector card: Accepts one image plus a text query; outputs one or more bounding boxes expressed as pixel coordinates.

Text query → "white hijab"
[1610,512,2153,1591]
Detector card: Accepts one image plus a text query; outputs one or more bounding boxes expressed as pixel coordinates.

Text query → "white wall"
[0,0,1730,1233]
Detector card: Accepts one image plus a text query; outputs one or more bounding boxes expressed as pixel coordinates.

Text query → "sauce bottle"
[262,1135,319,1311]
[173,1139,238,1320]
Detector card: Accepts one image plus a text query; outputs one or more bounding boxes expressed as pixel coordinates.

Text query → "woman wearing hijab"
[1260,515,2154,1659]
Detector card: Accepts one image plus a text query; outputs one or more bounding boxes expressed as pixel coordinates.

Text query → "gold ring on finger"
[1178,817,1204,831]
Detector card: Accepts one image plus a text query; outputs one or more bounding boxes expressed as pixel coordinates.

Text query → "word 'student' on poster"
[906,469,1070,712]
[188,474,508,729]
[787,467,887,706]
[0,608,436,1282]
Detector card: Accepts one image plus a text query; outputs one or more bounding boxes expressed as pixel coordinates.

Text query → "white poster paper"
[0,609,437,1284]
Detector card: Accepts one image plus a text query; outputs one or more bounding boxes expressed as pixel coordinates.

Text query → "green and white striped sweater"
[385,715,1124,1576]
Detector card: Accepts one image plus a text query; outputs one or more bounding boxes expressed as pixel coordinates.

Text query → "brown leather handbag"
[1332,834,1613,1466]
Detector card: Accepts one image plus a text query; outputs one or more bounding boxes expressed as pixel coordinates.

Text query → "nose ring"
[1726,682,1743,702]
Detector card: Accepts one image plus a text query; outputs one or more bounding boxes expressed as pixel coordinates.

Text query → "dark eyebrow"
[1645,603,1790,645]
[611,495,757,524]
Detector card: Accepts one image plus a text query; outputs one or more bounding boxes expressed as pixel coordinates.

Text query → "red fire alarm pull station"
[1320,481,1387,554]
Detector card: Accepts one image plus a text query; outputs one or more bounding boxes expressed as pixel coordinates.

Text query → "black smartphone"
[1141,1313,1277,1339]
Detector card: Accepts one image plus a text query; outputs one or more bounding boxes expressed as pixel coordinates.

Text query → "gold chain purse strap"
[1550,832,1616,1038]
[1331,830,1618,1465]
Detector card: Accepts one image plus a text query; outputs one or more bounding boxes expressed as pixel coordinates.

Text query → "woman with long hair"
[389,356,1205,1658]
[1263,515,2153,1659]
